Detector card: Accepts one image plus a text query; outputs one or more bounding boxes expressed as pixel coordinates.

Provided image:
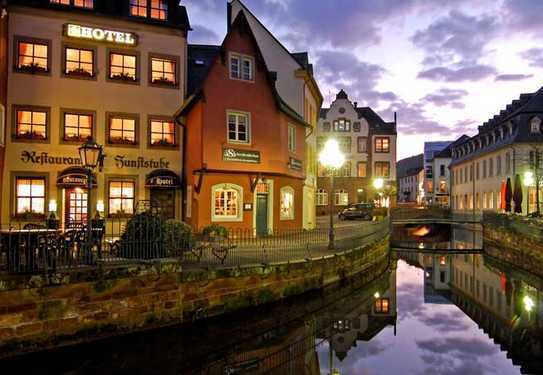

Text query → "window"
[316,189,328,206]
[375,137,390,153]
[15,177,46,217]
[227,112,250,143]
[322,122,331,132]
[288,124,296,152]
[64,46,94,77]
[150,119,176,146]
[374,162,390,178]
[333,118,350,132]
[353,122,361,132]
[230,53,253,81]
[14,107,48,141]
[338,137,351,154]
[212,184,243,221]
[108,115,137,145]
[374,298,390,314]
[50,0,70,4]
[476,162,480,180]
[357,162,367,177]
[531,117,541,133]
[16,39,49,73]
[483,160,487,179]
[357,137,367,153]
[108,180,135,216]
[505,152,511,174]
[440,164,445,177]
[496,155,502,176]
[51,0,93,8]
[335,189,348,206]
[280,186,294,220]
[109,52,137,82]
[150,55,177,86]
[489,158,494,177]
[63,112,92,142]
[130,0,148,17]
[334,161,351,177]
[150,0,168,20]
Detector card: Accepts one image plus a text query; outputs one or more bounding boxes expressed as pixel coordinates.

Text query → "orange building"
[0,3,7,224]
[176,11,309,234]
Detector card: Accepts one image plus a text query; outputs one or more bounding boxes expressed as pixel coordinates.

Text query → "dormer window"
[130,0,168,20]
[530,117,541,133]
[230,53,253,81]
[50,0,93,8]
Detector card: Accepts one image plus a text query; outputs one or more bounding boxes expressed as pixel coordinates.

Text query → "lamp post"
[319,139,345,250]
[79,138,103,260]
[373,178,385,214]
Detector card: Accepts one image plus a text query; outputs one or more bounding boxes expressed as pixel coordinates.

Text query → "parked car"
[338,203,375,221]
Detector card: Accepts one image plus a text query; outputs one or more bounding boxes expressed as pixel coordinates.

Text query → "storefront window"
[150,57,176,85]
[17,40,49,73]
[15,109,47,140]
[108,180,135,216]
[280,186,294,220]
[16,177,45,216]
[150,119,175,146]
[212,184,242,221]
[109,116,137,145]
[109,52,137,81]
[64,113,92,142]
[65,47,94,77]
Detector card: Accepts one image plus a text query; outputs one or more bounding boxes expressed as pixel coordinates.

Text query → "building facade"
[0,3,7,221]
[177,11,308,234]
[396,153,424,204]
[450,88,543,215]
[422,141,452,206]
[2,0,189,230]
[317,90,397,215]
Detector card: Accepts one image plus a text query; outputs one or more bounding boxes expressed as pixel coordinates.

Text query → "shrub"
[202,224,229,239]
[164,220,192,255]
[119,212,166,259]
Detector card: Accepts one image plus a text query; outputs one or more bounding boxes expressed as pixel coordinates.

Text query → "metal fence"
[0,217,390,275]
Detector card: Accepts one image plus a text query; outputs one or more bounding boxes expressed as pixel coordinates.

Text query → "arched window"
[280,186,294,220]
[530,117,541,133]
[316,188,328,206]
[211,183,243,222]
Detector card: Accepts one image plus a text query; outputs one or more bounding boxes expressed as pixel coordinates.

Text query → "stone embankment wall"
[483,212,543,277]
[0,237,389,358]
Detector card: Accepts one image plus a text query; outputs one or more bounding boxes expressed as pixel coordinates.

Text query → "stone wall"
[0,236,389,358]
[483,212,543,277]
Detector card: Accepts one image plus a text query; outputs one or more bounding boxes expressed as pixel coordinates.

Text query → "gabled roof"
[397,154,424,178]
[434,135,469,158]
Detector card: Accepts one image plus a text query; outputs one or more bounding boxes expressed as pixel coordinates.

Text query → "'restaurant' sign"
[65,23,138,46]
[289,157,303,171]
[21,151,171,169]
[223,148,261,164]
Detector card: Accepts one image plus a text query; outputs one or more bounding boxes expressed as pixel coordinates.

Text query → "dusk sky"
[183,0,543,160]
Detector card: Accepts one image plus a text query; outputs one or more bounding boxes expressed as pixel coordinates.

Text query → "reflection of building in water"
[450,253,543,374]
[318,267,397,363]
[450,224,483,249]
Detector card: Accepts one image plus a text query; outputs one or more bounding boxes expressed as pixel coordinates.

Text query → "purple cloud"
[520,48,543,68]
[422,88,468,108]
[504,0,543,34]
[417,65,496,82]
[495,73,534,82]
[189,24,221,44]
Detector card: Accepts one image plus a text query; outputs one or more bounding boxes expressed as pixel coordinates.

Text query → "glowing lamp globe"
[524,171,535,187]
[319,139,345,169]
[373,178,384,190]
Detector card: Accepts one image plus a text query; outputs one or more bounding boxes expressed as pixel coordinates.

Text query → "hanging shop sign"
[56,167,97,188]
[64,23,138,46]
[288,157,303,171]
[223,148,261,164]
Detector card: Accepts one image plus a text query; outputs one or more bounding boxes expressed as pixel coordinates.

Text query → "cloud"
[495,74,534,82]
[417,310,472,332]
[519,48,543,67]
[189,24,221,44]
[417,65,496,82]
[504,0,543,35]
[421,88,468,108]
[382,100,456,136]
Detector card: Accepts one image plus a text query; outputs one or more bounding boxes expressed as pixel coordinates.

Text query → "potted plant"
[18,62,48,74]
[67,67,93,78]
[152,76,175,85]
[110,72,136,82]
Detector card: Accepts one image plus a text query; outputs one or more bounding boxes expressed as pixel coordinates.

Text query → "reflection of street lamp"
[319,139,345,250]
[79,138,103,259]
[524,295,535,312]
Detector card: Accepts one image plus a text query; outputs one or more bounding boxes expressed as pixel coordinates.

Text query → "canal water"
[2,224,542,374]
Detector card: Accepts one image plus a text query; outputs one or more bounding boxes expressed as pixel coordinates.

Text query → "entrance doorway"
[150,189,175,219]
[65,188,88,226]
[256,193,268,236]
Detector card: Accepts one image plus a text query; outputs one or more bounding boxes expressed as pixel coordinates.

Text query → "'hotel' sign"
[65,24,138,46]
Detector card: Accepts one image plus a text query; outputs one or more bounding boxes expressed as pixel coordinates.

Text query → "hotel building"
[0,0,189,229]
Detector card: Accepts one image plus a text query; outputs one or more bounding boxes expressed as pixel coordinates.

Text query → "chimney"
[354,101,358,108]
[394,111,397,124]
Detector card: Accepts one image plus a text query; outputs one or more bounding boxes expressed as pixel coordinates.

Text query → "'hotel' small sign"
[65,24,138,46]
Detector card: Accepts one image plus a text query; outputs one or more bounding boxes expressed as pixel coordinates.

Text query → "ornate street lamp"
[319,139,345,250]
[79,138,103,260]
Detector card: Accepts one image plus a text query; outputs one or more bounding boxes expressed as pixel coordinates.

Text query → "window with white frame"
[280,186,294,220]
[288,124,296,152]
[230,53,253,81]
[212,184,243,221]
[335,189,348,206]
[531,117,541,133]
[227,112,250,143]
[316,189,328,206]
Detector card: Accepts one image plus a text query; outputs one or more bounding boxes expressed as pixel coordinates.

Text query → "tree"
[513,174,523,214]
[505,177,512,213]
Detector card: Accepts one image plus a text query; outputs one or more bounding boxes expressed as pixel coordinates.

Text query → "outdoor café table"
[0,228,60,273]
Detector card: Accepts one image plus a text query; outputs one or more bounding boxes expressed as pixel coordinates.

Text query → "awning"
[57,167,97,188]
[145,169,181,189]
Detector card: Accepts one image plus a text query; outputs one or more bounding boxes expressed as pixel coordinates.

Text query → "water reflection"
[392,223,483,251]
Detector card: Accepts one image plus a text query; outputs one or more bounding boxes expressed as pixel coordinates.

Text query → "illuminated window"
[280,186,294,220]
[15,108,47,140]
[230,53,253,81]
[227,112,250,143]
[288,124,296,152]
[150,119,176,146]
[130,0,148,17]
[65,47,94,77]
[150,56,176,85]
[108,116,137,145]
[150,0,168,20]
[63,112,92,142]
[335,189,348,206]
[108,180,135,216]
[531,117,541,133]
[109,52,137,81]
[375,137,390,153]
[334,161,351,177]
[333,118,351,132]
[374,162,390,178]
[374,298,390,314]
[212,184,243,221]
[316,189,328,206]
[51,0,92,7]
[15,177,45,216]
[357,162,367,177]
[16,40,49,73]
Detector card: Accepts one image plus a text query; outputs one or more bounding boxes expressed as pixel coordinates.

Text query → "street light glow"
[523,295,535,312]
[373,178,384,190]
[319,139,345,169]
[524,171,535,187]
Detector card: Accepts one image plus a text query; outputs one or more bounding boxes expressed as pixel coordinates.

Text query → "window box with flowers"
[18,62,48,74]
[110,72,137,82]
[66,67,93,78]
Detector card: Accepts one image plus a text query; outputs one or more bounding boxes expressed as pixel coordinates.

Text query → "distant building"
[317,90,397,215]
[396,154,424,204]
[450,87,543,214]
[423,141,453,205]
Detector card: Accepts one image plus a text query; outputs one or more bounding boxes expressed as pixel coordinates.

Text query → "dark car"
[338,203,375,221]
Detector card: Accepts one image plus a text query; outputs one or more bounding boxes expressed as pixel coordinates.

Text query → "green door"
[256,194,268,236]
